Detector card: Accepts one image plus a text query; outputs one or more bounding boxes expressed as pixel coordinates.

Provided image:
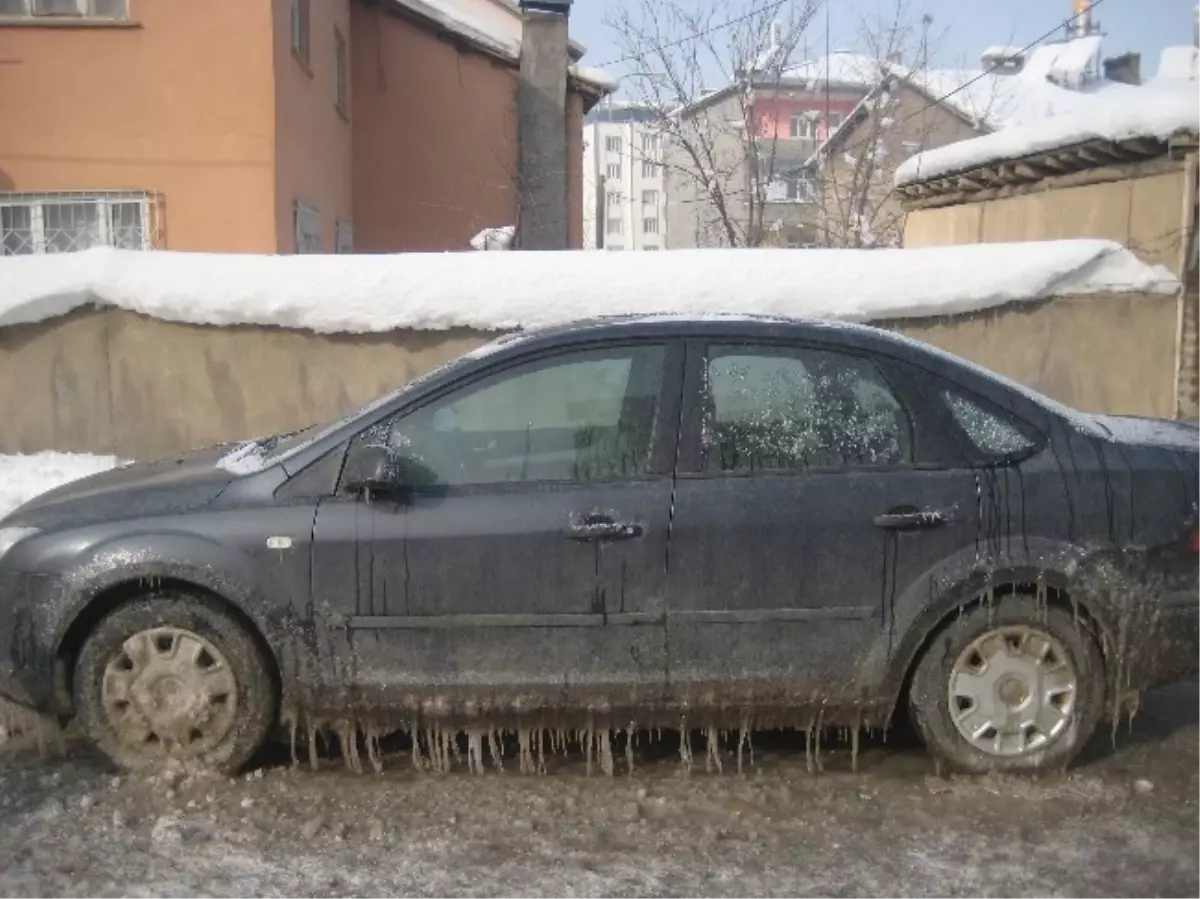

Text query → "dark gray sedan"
[1,315,1196,774]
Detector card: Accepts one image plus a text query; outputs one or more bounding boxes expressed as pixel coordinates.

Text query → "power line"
[592,0,794,70]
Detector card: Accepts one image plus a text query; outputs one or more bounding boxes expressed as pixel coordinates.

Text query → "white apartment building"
[582,102,666,251]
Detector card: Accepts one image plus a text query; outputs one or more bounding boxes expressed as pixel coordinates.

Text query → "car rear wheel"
[74,592,276,774]
[908,594,1105,773]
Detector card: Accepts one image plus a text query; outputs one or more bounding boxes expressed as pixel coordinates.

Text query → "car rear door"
[665,336,989,723]
[313,339,683,727]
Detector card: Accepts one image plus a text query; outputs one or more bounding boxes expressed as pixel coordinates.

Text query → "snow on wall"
[0,241,1178,337]
[896,79,1198,186]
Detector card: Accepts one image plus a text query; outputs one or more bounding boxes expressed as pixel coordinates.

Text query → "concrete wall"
[902,167,1190,275]
[272,0,354,253]
[0,291,1183,458]
[0,0,279,252]
[888,292,1183,421]
[0,306,488,459]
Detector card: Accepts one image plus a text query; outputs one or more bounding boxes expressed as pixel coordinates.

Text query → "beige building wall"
[0,0,279,252]
[902,166,1191,276]
[0,292,1182,459]
[272,0,354,253]
[889,293,1182,420]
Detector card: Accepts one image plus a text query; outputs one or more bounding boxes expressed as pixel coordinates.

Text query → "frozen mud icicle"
[598,729,614,777]
[679,721,693,774]
[490,729,504,772]
[624,724,635,776]
[467,730,484,775]
[341,722,363,774]
[364,726,383,774]
[307,722,320,771]
[704,726,722,774]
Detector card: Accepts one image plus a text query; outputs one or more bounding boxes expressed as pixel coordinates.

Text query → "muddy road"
[0,680,1196,897]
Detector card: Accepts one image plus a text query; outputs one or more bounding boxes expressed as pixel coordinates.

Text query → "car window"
[704,345,910,471]
[940,388,1035,458]
[353,345,665,486]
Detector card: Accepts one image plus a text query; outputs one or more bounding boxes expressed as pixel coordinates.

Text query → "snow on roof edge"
[0,241,1178,337]
[568,64,619,95]
[896,80,1199,187]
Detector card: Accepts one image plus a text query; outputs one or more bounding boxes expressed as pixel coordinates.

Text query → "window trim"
[676,337,921,478]
[290,0,311,72]
[0,0,131,22]
[333,26,348,119]
[0,190,153,254]
[337,338,686,495]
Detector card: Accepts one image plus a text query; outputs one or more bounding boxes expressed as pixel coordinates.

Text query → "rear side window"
[703,344,911,471]
[940,388,1035,459]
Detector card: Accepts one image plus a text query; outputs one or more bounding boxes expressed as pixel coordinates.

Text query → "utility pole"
[517,0,572,250]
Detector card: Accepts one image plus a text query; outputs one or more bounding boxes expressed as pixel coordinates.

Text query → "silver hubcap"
[949,625,1078,757]
[101,627,238,757]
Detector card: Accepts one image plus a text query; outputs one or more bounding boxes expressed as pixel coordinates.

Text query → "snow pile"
[469,225,515,251]
[393,0,519,60]
[0,451,121,522]
[0,240,1178,337]
[1153,46,1198,83]
[896,78,1198,185]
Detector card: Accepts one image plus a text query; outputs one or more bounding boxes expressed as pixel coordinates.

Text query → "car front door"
[313,340,682,731]
[666,338,969,726]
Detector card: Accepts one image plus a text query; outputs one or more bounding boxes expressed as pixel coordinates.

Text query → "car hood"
[1088,414,1199,452]
[2,444,240,530]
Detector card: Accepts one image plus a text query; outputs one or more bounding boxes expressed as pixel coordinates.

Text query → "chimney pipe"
[517,0,572,250]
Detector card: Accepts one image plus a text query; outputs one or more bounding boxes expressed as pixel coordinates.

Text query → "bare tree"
[605,0,819,248]
[802,3,1005,248]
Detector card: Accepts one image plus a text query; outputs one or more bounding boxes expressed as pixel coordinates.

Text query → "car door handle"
[873,507,949,531]
[565,514,644,541]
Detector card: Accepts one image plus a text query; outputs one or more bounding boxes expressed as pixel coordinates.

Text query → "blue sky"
[569,0,1197,93]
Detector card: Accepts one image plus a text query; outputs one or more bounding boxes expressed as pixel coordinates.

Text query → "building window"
[294,200,321,253]
[789,113,813,139]
[290,0,310,68]
[0,191,153,255]
[606,218,623,235]
[606,191,621,209]
[786,174,816,202]
[334,28,348,117]
[606,163,621,179]
[643,217,658,234]
[641,160,657,178]
[0,0,126,17]
[643,245,659,251]
[642,189,658,206]
[641,133,659,155]
[605,136,622,153]
[826,113,842,131]
[335,221,353,254]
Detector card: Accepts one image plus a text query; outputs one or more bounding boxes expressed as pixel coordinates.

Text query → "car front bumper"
[0,570,61,713]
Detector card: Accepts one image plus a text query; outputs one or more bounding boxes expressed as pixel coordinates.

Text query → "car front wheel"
[908,594,1105,773]
[73,592,276,774]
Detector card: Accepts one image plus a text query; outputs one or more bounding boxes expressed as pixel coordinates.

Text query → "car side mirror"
[343,444,402,496]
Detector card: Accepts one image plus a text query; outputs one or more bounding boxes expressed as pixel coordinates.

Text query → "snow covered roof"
[896,78,1198,187]
[385,0,614,95]
[1153,45,1198,83]
[779,50,887,88]
[0,241,1177,336]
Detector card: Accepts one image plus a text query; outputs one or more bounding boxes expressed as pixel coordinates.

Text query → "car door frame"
[664,333,989,710]
[317,335,688,720]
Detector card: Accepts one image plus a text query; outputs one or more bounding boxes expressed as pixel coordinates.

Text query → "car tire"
[908,593,1105,774]
[74,592,276,774]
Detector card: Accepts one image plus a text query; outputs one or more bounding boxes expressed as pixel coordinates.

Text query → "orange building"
[0,0,607,255]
